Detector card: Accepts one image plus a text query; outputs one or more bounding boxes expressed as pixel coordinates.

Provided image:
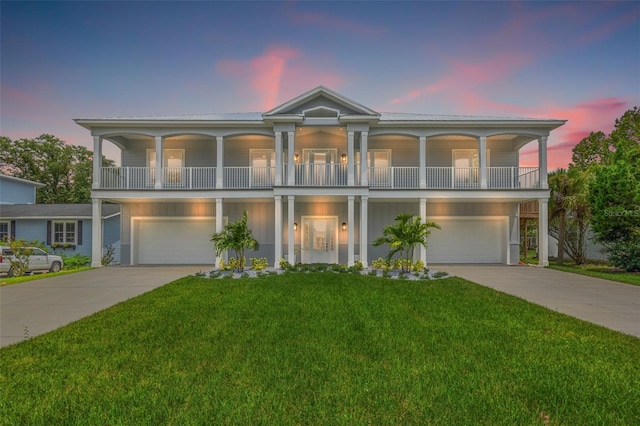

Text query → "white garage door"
[426,217,505,263]
[135,219,217,265]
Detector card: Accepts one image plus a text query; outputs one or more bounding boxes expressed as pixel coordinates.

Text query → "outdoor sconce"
[294,153,300,162]
[342,222,347,231]
[294,222,298,231]
[341,153,347,163]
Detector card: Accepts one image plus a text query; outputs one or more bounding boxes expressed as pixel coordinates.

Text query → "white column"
[420,198,427,265]
[538,136,548,189]
[347,131,355,186]
[274,196,282,268]
[419,136,426,189]
[91,198,102,267]
[360,196,368,267]
[508,203,520,265]
[360,131,368,186]
[92,136,102,189]
[478,136,487,189]
[216,136,224,189]
[288,196,295,264]
[215,198,224,267]
[275,131,282,186]
[155,136,164,189]
[287,131,295,185]
[538,198,549,266]
[347,195,355,266]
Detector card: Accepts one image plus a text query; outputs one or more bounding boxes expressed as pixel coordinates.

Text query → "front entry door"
[301,216,338,264]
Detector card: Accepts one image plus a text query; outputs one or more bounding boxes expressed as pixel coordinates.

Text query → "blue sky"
[2,0,638,168]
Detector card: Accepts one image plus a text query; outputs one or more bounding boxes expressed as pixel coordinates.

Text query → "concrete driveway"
[434,264,640,338]
[0,266,207,347]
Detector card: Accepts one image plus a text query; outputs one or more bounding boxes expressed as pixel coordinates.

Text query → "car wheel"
[49,262,62,273]
[7,267,23,277]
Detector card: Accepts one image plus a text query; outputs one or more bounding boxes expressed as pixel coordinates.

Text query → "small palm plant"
[373,214,441,272]
[210,211,259,272]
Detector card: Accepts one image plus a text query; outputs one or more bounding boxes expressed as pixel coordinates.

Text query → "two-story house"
[76,86,565,268]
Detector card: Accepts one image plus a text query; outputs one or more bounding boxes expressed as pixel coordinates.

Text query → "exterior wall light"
[341,153,347,163]
[293,222,298,231]
[294,154,300,162]
[342,222,347,231]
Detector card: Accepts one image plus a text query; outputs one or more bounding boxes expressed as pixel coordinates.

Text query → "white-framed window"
[0,221,10,241]
[452,149,490,168]
[146,149,185,169]
[53,221,77,244]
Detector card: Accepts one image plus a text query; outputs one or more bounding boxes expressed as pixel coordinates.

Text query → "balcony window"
[452,149,490,188]
[147,149,185,186]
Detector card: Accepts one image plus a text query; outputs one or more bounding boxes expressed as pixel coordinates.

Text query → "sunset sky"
[2,1,639,168]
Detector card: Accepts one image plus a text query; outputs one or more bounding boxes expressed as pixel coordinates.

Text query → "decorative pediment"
[263,86,379,119]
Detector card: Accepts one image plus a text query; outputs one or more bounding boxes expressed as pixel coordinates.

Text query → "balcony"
[98,166,540,190]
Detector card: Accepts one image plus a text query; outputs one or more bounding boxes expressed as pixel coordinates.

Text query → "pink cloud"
[571,4,640,46]
[216,45,343,110]
[391,53,532,105]
[516,97,630,169]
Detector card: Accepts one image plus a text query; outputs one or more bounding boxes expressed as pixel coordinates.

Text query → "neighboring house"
[75,86,565,268]
[0,204,121,261]
[0,174,45,205]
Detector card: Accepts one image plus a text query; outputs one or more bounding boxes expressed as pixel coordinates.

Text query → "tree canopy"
[0,134,114,204]
[584,107,640,271]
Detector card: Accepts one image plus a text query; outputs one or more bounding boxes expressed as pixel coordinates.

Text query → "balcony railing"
[101,167,217,189]
[98,166,540,190]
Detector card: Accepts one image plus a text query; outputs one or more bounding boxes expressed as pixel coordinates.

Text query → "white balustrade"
[99,166,539,190]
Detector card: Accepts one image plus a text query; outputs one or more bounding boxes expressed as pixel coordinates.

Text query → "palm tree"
[210,211,259,272]
[373,214,441,272]
[548,167,590,265]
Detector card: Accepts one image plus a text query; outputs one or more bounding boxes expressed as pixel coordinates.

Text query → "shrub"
[250,257,269,271]
[412,259,425,272]
[101,245,115,266]
[61,254,91,269]
[7,240,32,276]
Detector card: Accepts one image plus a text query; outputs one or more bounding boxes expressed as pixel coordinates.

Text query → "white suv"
[0,246,64,277]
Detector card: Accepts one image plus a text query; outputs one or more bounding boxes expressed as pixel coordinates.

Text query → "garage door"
[426,217,505,263]
[135,218,217,264]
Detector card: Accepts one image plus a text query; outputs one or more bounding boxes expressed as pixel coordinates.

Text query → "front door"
[250,150,275,187]
[301,216,338,264]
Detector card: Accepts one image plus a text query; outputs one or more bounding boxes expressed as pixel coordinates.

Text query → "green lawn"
[0,266,92,286]
[548,261,640,286]
[1,273,638,424]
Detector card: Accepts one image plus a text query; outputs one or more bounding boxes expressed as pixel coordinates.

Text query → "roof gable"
[263,86,379,118]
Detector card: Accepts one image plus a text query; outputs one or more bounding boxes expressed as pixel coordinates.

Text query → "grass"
[548,260,640,286]
[0,266,93,286]
[1,273,639,424]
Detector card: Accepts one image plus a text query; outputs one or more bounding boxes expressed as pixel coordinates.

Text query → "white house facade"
[76,87,565,268]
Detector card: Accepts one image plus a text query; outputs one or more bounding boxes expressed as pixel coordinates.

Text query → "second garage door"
[426,217,506,263]
[135,218,217,265]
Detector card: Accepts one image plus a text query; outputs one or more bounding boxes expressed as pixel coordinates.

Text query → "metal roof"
[0,204,120,219]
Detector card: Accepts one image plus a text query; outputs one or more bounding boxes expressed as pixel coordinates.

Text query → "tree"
[0,134,115,204]
[589,144,640,271]
[372,214,441,272]
[210,211,259,272]
[548,167,591,265]
[571,131,612,169]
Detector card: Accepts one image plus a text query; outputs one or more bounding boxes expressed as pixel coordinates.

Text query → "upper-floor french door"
[301,149,338,185]
[250,149,275,187]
